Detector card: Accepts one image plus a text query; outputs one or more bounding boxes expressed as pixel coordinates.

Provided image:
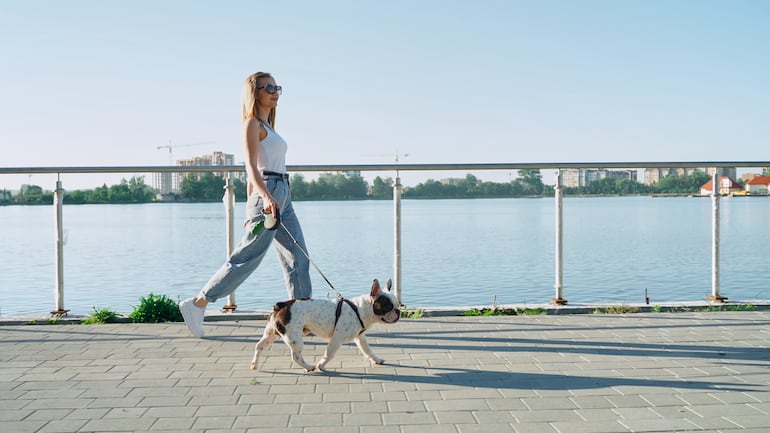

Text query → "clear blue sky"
[1,0,768,189]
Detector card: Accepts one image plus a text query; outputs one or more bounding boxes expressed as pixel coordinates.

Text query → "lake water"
[1,196,768,317]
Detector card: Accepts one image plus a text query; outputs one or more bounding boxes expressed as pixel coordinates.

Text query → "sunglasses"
[257,84,282,95]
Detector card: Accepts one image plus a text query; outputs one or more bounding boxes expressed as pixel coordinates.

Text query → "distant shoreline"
[4,193,769,206]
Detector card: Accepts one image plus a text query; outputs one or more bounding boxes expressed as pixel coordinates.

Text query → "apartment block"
[560,169,637,188]
[155,151,239,194]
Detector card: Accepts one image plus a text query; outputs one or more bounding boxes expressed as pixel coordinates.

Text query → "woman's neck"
[256,111,270,125]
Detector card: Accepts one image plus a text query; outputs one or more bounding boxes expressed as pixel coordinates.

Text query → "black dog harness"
[334,298,366,336]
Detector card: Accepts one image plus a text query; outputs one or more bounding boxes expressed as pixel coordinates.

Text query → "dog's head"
[370,279,400,324]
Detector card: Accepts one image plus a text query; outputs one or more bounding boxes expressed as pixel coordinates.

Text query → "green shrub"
[400,305,425,318]
[463,307,523,316]
[517,307,546,316]
[82,307,118,324]
[130,293,183,323]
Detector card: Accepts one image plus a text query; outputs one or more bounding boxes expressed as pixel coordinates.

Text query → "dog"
[250,278,400,372]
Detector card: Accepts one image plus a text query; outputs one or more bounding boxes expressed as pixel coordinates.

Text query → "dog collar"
[334,298,366,336]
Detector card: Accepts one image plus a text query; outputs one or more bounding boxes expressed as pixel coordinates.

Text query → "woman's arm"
[243,118,279,215]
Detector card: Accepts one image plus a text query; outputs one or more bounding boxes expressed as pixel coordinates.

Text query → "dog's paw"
[250,361,258,370]
[367,356,385,365]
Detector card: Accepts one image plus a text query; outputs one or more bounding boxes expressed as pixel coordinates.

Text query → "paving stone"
[457,423,516,433]
[36,419,88,433]
[723,414,770,429]
[400,425,458,433]
[233,414,290,429]
[551,420,629,433]
[0,420,48,433]
[434,410,476,424]
[510,422,559,433]
[619,417,700,432]
[513,409,582,423]
[288,413,343,427]
[573,408,620,421]
[382,411,437,425]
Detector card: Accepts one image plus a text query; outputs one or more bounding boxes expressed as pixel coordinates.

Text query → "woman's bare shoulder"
[243,117,264,140]
[243,117,262,131]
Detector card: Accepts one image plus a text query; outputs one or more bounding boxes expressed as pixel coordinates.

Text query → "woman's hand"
[262,194,280,217]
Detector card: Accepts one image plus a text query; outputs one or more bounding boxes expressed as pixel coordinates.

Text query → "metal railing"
[2,161,768,314]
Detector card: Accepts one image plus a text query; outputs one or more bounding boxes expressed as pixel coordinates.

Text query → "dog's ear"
[370,279,381,297]
[386,279,393,292]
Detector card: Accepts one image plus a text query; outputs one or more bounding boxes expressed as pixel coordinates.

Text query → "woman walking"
[179,72,312,337]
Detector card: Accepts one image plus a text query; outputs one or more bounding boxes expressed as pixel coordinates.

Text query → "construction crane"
[156,140,216,165]
[155,140,216,195]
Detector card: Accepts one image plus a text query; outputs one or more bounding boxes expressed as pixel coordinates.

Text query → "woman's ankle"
[194,298,208,308]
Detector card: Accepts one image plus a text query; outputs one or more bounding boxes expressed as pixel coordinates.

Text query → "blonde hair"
[241,72,276,127]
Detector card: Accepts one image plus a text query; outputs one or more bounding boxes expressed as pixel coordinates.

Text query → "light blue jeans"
[198,176,312,302]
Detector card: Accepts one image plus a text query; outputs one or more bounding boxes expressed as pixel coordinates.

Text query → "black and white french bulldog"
[251,279,400,372]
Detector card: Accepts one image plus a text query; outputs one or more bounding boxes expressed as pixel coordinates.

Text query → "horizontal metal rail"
[2,161,768,315]
[2,161,769,176]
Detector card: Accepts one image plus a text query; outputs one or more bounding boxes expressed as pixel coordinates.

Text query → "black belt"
[262,171,289,180]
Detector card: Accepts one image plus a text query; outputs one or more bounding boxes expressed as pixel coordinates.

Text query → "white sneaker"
[179,298,205,338]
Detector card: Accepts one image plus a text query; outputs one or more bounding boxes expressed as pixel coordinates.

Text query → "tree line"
[0,170,729,205]
[564,171,713,196]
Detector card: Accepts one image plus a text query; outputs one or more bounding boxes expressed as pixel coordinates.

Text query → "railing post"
[53,178,68,316]
[552,169,567,305]
[222,176,238,311]
[393,175,403,305]
[709,171,727,302]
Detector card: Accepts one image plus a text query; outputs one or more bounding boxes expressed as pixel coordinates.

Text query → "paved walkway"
[1,311,769,433]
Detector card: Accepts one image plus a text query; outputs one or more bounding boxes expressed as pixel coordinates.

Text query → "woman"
[179,72,312,338]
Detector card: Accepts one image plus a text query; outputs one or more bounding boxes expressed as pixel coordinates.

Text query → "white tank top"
[257,121,288,174]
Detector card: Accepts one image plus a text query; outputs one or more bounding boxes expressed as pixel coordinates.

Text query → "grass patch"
[462,307,546,316]
[696,304,756,312]
[400,305,425,319]
[650,304,756,313]
[518,307,547,315]
[82,307,118,324]
[591,305,641,314]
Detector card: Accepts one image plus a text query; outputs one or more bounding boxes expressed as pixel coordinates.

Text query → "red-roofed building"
[699,176,743,196]
[745,175,770,195]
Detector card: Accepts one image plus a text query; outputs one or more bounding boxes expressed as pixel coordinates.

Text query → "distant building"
[699,176,742,196]
[155,151,239,195]
[745,176,770,195]
[707,167,737,180]
[644,167,702,185]
[740,172,759,183]
[440,178,461,186]
[561,169,636,188]
[177,151,237,187]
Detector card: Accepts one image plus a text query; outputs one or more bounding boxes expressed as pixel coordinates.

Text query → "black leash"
[261,207,343,299]
[278,219,343,300]
[264,208,365,334]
